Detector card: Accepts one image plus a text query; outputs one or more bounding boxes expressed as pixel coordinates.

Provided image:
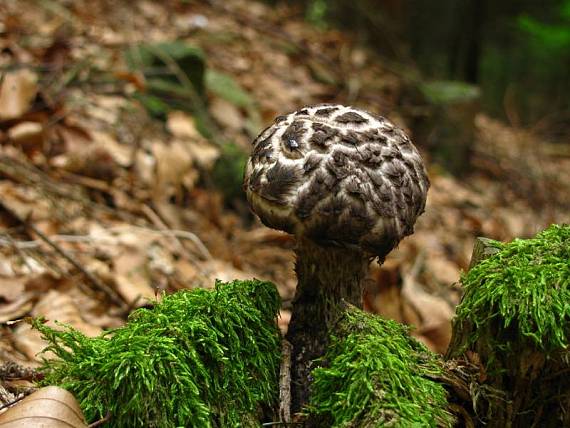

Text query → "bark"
[285,237,368,415]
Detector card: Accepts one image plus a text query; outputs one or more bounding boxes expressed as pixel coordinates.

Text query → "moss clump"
[455,224,570,358]
[306,306,454,427]
[32,279,281,428]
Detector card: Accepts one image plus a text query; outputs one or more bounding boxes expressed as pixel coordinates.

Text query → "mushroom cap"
[244,104,429,257]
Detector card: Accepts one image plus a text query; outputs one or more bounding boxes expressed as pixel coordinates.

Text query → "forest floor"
[0,0,568,385]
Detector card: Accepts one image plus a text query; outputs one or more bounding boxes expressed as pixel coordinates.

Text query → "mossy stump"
[304,304,455,427]
[32,280,282,428]
[446,225,570,427]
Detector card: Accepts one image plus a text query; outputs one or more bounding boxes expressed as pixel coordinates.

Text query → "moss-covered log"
[304,305,455,427]
[446,224,570,426]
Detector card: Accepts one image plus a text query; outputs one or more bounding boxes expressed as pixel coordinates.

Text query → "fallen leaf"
[425,255,461,286]
[152,140,197,199]
[0,70,38,120]
[402,278,454,354]
[184,138,220,170]
[0,277,26,301]
[199,259,259,286]
[12,289,102,362]
[210,97,243,131]
[91,130,132,167]
[0,295,33,323]
[166,111,219,169]
[166,111,202,139]
[7,122,44,152]
[0,386,88,427]
[114,274,156,307]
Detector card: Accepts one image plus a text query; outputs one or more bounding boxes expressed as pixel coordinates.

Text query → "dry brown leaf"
[425,255,461,286]
[174,259,199,285]
[0,386,87,427]
[184,138,220,170]
[402,279,454,354]
[365,261,417,325]
[91,130,131,167]
[166,111,220,169]
[7,122,44,152]
[84,95,126,125]
[0,70,38,121]
[199,259,259,286]
[12,289,102,362]
[0,295,33,324]
[210,98,243,131]
[167,111,202,140]
[60,145,119,182]
[152,140,197,199]
[114,274,156,306]
[0,277,26,302]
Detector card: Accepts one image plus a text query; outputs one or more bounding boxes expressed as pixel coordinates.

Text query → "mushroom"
[243,104,430,412]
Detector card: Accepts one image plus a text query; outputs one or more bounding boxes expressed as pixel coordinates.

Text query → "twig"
[262,423,303,427]
[142,204,212,261]
[0,155,139,224]
[28,223,128,311]
[141,204,186,255]
[278,339,293,423]
[2,233,35,273]
[87,412,112,428]
[0,226,213,260]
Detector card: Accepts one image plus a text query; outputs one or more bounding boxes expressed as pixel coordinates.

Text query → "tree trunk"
[446,237,570,427]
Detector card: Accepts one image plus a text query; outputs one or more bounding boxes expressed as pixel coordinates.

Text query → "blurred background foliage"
[283,0,569,132]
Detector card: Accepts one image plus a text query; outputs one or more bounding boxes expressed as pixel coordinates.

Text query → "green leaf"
[205,70,254,108]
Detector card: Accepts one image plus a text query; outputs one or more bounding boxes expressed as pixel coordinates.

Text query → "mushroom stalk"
[286,237,369,413]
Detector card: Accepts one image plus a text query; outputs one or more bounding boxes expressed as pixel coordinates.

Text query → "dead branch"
[278,339,292,423]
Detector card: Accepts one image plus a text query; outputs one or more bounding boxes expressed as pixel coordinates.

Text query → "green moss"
[306,307,454,427]
[455,224,570,358]
[32,279,282,428]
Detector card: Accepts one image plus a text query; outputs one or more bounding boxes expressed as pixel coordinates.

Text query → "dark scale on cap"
[314,107,339,117]
[244,104,430,259]
[251,135,274,162]
[258,162,301,205]
[340,130,361,146]
[246,167,264,192]
[281,121,306,157]
[326,150,351,180]
[303,153,322,175]
[361,145,383,167]
[296,179,326,219]
[310,123,337,149]
[335,111,368,124]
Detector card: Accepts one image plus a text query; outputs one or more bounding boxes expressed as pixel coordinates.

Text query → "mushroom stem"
[286,236,369,414]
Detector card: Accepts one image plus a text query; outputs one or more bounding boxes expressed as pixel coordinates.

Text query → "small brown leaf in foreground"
[0,70,38,121]
[0,386,87,427]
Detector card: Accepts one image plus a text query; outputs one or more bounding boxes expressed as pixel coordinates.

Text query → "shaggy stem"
[286,237,369,415]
